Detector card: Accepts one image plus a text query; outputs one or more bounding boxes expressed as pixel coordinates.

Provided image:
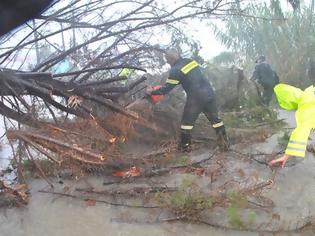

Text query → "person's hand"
[146,86,153,95]
[269,154,290,168]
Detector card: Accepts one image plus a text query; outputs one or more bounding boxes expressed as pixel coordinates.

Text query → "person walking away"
[250,55,279,105]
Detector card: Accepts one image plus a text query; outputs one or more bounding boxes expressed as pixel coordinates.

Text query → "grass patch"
[155,176,213,217]
[227,191,256,230]
[171,155,190,166]
[222,106,284,132]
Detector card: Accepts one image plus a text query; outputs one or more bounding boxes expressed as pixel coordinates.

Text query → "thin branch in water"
[38,189,160,208]
[25,144,54,188]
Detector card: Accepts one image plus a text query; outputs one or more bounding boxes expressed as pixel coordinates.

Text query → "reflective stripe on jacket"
[274,84,315,157]
[151,58,214,100]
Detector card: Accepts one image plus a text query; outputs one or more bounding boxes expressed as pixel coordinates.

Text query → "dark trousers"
[182,97,221,126]
[262,84,274,106]
[180,96,223,147]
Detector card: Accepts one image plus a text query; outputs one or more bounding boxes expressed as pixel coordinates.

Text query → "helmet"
[255,55,266,63]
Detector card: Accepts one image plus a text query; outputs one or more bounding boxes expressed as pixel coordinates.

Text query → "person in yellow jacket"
[118,68,136,86]
[269,83,315,167]
[119,68,133,77]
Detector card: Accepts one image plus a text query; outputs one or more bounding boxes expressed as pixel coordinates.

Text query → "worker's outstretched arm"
[285,126,310,158]
[150,78,179,95]
[269,154,290,168]
[269,126,311,168]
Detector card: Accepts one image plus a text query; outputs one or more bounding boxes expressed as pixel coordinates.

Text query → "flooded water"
[0,144,11,170]
[0,122,12,170]
[1,109,315,236]
[0,178,260,236]
[0,122,17,184]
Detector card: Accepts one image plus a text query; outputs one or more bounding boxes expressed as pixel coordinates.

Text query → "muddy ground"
[1,109,315,235]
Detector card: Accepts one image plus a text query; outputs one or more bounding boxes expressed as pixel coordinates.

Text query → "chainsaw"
[147,85,164,104]
[126,85,164,109]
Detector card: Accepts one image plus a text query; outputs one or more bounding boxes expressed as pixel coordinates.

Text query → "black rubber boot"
[178,130,192,153]
[214,126,230,151]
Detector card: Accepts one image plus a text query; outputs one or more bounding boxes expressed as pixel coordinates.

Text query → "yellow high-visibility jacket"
[119,68,130,77]
[119,68,134,77]
[274,84,315,157]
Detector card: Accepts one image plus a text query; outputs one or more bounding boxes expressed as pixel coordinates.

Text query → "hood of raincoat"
[274,84,303,110]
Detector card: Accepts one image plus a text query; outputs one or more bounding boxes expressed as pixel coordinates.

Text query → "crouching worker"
[269,84,315,167]
[147,49,229,152]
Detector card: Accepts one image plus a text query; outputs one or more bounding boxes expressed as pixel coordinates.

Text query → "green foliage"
[212,1,315,87]
[228,191,248,208]
[212,51,236,65]
[222,106,280,129]
[227,207,247,230]
[169,190,213,212]
[155,180,257,228]
[227,191,256,230]
[227,207,256,230]
[222,114,239,128]
[246,107,277,123]
[171,155,190,165]
[154,176,213,217]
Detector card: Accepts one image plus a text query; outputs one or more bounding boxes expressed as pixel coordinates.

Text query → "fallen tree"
[0,69,147,126]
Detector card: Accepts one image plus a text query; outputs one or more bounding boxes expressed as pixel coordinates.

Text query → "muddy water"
[1,109,315,236]
[0,178,257,236]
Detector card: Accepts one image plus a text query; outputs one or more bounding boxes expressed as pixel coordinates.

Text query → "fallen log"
[7,130,106,165]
